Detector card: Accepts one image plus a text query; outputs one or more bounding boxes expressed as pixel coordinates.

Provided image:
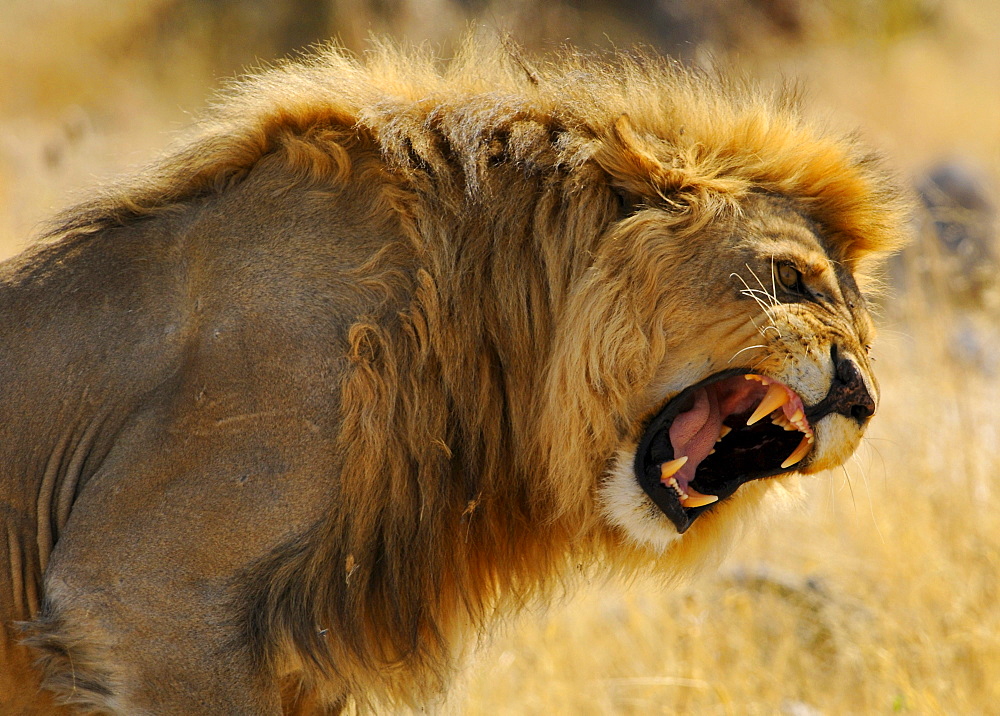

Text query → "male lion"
[1,42,906,714]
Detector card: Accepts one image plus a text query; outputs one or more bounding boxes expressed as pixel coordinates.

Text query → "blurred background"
[2,1,999,713]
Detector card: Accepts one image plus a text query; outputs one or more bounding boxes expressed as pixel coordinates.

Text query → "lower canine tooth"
[781,434,812,468]
[660,456,689,482]
[680,487,719,508]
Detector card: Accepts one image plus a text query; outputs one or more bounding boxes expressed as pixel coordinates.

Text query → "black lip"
[634,369,819,534]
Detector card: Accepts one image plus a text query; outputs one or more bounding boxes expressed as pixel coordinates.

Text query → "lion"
[0,40,907,714]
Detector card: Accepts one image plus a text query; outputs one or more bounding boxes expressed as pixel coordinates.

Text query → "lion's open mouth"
[634,369,814,533]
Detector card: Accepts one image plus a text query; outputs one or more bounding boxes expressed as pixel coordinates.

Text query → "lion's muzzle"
[634,356,875,534]
[805,347,876,426]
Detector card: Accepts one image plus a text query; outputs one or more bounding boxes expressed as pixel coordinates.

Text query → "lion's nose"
[826,346,876,424]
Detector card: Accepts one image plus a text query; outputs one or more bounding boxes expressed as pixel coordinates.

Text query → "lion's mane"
[41,39,907,708]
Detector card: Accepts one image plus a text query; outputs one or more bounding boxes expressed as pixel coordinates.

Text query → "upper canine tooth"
[660,456,689,482]
[781,434,812,468]
[718,425,732,441]
[748,383,790,426]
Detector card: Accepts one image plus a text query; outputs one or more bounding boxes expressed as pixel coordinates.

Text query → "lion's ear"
[593,115,690,207]
[595,115,740,212]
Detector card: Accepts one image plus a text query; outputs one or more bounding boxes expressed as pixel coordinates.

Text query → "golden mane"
[47,39,906,263]
[32,39,908,710]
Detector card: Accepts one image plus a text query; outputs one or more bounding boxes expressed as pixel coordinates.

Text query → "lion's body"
[0,42,906,713]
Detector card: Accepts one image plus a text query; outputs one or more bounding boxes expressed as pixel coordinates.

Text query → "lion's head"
[534,105,905,572]
[594,187,881,548]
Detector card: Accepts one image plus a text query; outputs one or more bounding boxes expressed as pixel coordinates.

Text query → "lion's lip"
[634,369,815,533]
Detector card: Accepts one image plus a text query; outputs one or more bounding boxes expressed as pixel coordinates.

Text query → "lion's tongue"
[667,386,722,491]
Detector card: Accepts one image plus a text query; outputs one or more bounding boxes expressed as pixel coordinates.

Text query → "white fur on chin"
[599,447,683,553]
[598,446,808,554]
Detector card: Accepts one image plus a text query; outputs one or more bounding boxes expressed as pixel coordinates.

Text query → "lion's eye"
[776,263,805,294]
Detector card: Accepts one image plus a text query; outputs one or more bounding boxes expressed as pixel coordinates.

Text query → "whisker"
[748,312,779,339]
[745,299,779,332]
[850,450,886,544]
[740,289,784,329]
[737,281,775,314]
[746,263,779,309]
[732,270,782,338]
[840,464,858,515]
[748,314,765,339]
[728,344,767,364]
[860,437,890,489]
[770,255,779,309]
[740,288,778,300]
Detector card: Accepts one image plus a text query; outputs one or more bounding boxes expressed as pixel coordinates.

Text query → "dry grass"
[2,1,999,714]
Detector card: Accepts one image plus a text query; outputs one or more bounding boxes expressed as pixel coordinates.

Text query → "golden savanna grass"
[2,1,999,713]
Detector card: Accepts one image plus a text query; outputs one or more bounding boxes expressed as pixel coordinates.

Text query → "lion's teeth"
[717,425,732,441]
[771,414,796,431]
[680,486,719,508]
[790,408,804,424]
[781,434,812,468]
[659,456,689,482]
[747,383,790,426]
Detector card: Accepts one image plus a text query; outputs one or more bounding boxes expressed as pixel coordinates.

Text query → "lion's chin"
[599,447,799,553]
[601,446,685,552]
[600,446,809,554]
